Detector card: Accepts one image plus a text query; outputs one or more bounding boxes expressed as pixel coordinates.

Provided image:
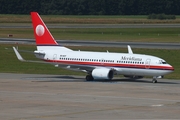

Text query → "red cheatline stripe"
[43,59,174,71]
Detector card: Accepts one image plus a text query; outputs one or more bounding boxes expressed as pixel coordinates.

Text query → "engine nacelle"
[157,76,164,79]
[92,68,114,80]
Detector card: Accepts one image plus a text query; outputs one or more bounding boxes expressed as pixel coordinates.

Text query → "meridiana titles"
[121,56,142,61]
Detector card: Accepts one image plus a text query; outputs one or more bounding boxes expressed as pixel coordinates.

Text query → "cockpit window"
[162,61,167,64]
[159,60,167,64]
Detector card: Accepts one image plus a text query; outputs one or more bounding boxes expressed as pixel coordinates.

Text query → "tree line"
[0,0,180,15]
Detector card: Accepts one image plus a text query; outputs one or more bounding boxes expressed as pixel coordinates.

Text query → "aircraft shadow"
[105,78,179,84]
[31,75,85,82]
[30,76,179,84]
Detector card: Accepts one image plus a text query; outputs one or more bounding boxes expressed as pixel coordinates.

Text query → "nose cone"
[169,64,174,70]
[167,64,174,73]
[160,64,174,76]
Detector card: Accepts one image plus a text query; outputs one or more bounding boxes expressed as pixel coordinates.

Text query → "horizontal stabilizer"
[12,47,48,64]
[13,47,25,61]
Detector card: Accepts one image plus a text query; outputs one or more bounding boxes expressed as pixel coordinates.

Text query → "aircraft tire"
[152,79,157,83]
[86,75,94,81]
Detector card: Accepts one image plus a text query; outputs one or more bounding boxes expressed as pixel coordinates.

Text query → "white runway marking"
[151,104,164,107]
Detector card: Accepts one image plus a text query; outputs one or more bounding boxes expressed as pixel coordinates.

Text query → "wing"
[58,63,95,73]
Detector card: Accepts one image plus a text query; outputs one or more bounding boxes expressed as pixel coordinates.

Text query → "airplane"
[13,12,174,83]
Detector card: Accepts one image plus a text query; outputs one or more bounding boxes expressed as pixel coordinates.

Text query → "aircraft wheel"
[86,75,94,81]
[152,79,157,83]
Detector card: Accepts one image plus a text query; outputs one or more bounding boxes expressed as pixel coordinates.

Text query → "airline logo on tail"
[31,12,58,46]
[36,25,45,36]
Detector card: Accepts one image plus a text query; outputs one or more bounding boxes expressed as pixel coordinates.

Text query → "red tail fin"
[31,12,58,46]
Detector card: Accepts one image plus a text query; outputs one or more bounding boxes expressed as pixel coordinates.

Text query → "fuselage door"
[53,54,57,62]
[145,59,151,69]
[100,59,105,65]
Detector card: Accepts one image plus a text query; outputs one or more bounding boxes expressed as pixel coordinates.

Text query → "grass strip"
[1,28,180,43]
[1,14,180,24]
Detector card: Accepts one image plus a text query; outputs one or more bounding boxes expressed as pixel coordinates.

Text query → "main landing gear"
[152,77,157,83]
[86,74,94,81]
[152,79,157,83]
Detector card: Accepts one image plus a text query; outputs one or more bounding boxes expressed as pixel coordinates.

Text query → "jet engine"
[92,68,114,80]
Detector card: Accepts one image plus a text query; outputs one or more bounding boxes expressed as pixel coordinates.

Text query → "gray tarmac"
[1,23,180,49]
[1,24,180,28]
[1,38,180,49]
[0,73,180,120]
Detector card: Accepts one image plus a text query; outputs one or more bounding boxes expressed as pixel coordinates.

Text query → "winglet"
[128,45,133,54]
[13,47,25,61]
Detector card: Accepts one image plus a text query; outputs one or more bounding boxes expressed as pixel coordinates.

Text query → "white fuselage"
[36,48,174,77]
